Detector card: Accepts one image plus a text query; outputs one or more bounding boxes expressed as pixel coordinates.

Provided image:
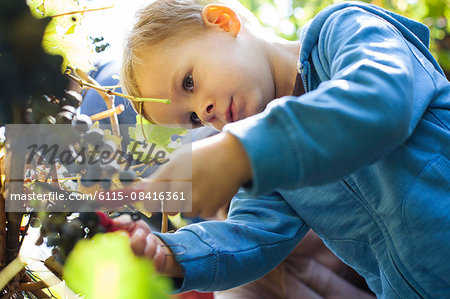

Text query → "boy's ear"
[202,4,241,37]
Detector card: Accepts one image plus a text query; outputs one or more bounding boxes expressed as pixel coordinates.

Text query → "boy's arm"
[154,191,308,292]
[224,8,417,195]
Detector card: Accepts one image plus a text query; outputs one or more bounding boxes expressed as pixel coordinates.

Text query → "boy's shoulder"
[298,1,443,76]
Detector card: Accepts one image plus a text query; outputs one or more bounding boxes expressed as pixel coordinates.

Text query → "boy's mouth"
[231,98,239,122]
[226,98,233,123]
[226,96,239,123]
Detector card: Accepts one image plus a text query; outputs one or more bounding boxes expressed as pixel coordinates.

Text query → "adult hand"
[142,132,252,218]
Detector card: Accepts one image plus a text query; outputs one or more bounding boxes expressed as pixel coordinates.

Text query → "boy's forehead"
[135,35,200,97]
[135,45,177,97]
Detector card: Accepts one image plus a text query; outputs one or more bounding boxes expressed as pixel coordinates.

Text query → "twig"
[43,257,63,280]
[65,70,170,104]
[21,274,50,298]
[0,257,24,290]
[50,5,114,18]
[80,72,123,142]
[90,104,125,122]
[17,280,48,292]
[161,213,168,233]
[130,163,147,170]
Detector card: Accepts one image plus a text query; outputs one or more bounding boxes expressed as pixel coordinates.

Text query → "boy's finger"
[143,234,158,259]
[130,220,152,235]
[130,228,147,256]
[112,214,132,226]
[152,241,166,273]
[111,214,136,233]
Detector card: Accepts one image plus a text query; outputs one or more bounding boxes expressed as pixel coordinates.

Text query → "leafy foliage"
[241,0,450,78]
[27,0,94,72]
[0,1,174,297]
[128,115,188,163]
[0,0,69,124]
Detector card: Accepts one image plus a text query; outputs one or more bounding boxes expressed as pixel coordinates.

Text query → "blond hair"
[121,0,259,102]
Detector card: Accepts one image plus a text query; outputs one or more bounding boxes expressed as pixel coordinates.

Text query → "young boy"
[117,0,450,297]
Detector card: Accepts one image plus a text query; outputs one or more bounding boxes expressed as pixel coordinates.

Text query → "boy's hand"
[112,215,183,277]
[144,132,252,217]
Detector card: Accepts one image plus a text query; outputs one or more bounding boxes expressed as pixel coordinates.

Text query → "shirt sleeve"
[224,8,415,195]
[154,191,308,293]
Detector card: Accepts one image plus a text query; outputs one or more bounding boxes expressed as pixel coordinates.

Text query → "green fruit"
[63,233,172,299]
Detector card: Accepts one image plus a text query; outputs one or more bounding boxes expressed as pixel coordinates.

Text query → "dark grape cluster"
[58,124,138,189]
[28,90,83,124]
[31,106,138,191]
[31,211,142,264]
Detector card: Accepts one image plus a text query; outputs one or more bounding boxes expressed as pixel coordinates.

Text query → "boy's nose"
[199,102,216,123]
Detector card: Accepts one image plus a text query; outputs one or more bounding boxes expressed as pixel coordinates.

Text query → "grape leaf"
[127,115,187,163]
[27,0,94,72]
[64,232,171,299]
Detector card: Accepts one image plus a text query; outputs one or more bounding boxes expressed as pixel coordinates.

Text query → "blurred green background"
[239,0,450,78]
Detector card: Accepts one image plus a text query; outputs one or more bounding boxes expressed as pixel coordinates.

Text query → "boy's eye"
[183,74,194,91]
[190,112,201,126]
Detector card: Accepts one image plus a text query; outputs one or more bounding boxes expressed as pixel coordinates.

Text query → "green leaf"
[64,232,171,299]
[27,0,94,72]
[127,115,187,163]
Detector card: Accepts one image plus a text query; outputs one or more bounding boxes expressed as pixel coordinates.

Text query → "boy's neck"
[266,37,301,99]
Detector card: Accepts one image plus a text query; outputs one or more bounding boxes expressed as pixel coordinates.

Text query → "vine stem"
[65,70,170,104]
[161,213,168,233]
[50,5,114,18]
[0,257,23,290]
[68,69,122,151]
[43,256,63,280]
[17,280,48,292]
[90,104,124,122]
[20,274,50,298]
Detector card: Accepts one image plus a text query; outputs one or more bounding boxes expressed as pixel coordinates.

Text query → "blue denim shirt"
[156,2,450,297]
